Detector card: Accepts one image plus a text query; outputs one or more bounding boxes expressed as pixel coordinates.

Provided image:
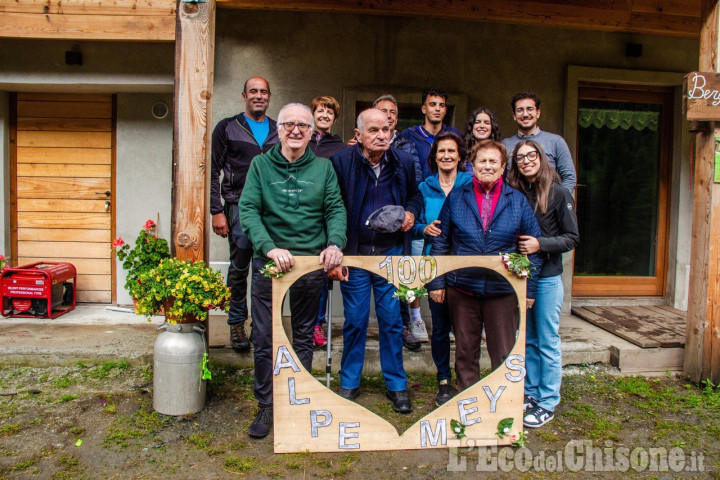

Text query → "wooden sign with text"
[271,256,526,453]
[684,72,720,121]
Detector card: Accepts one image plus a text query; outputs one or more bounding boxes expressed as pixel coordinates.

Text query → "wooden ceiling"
[0,0,703,41]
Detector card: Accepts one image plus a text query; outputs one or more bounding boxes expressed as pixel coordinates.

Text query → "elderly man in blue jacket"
[330,108,423,414]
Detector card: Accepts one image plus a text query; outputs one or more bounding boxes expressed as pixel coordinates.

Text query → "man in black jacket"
[210,76,279,352]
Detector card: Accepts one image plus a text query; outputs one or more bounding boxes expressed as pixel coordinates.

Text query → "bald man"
[330,109,423,414]
[210,76,278,353]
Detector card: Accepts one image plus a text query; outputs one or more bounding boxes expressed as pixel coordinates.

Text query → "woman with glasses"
[463,107,500,174]
[507,140,579,429]
[412,132,472,406]
[428,139,542,395]
[308,96,346,348]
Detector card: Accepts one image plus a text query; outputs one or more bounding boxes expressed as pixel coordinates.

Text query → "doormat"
[571,305,686,348]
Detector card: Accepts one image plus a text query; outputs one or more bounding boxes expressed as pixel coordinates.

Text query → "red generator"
[1,262,76,319]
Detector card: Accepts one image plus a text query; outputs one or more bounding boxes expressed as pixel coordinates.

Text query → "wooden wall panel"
[11,93,115,304]
[17,228,110,242]
[16,147,111,165]
[17,131,112,148]
[17,164,111,178]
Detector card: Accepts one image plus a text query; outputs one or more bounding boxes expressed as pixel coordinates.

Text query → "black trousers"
[250,258,325,407]
[225,202,254,326]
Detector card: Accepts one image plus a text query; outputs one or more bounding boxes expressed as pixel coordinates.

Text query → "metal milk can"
[153,322,207,416]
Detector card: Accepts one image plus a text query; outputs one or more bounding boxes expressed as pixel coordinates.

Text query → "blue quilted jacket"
[428,181,543,298]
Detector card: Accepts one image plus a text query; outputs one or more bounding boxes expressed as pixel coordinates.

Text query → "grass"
[0,424,21,437]
[58,394,79,403]
[224,455,258,473]
[104,403,165,448]
[187,432,214,449]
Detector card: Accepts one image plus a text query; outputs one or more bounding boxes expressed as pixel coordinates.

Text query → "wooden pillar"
[685,0,720,383]
[171,0,215,261]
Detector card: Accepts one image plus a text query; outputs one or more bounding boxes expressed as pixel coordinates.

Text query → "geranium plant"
[113,220,170,299]
[134,257,231,323]
[0,254,7,271]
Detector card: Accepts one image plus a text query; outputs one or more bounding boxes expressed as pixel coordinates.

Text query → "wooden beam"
[216,0,701,38]
[171,0,215,261]
[685,0,720,384]
[0,12,175,41]
[0,0,176,16]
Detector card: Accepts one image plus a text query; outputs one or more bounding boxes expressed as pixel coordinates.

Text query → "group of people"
[210,76,579,439]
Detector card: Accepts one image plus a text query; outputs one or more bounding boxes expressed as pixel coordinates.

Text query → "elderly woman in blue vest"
[428,139,542,392]
[507,140,579,429]
[412,132,472,406]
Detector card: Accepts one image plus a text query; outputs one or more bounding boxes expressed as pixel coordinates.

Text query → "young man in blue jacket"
[210,76,278,353]
[330,109,423,414]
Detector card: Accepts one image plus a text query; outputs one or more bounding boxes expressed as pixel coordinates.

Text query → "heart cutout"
[271,255,527,453]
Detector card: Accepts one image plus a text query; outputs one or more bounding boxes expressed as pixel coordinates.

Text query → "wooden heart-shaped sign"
[272,255,526,453]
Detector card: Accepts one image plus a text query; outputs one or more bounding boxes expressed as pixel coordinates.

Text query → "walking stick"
[325,266,349,388]
[325,279,333,388]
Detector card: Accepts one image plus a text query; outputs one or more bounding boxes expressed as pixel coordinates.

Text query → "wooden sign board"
[684,72,720,121]
[271,255,527,453]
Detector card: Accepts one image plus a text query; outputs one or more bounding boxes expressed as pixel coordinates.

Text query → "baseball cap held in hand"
[366,205,405,233]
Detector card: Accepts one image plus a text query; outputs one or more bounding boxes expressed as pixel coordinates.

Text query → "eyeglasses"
[278,122,311,133]
[515,151,539,164]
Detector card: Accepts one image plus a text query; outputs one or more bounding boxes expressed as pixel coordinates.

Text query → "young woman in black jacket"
[508,139,580,429]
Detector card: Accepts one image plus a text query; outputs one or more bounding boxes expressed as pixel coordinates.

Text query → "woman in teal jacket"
[412,131,472,406]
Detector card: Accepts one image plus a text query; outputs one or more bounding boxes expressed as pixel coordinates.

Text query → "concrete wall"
[0,39,174,93]
[209,9,699,313]
[115,93,174,305]
[0,39,174,302]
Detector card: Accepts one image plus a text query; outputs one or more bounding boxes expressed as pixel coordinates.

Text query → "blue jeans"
[339,262,407,391]
[524,274,563,411]
[429,297,452,382]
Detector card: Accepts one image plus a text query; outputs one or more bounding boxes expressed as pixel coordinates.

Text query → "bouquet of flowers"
[113,220,170,299]
[500,253,534,279]
[260,260,291,279]
[393,284,428,303]
[134,257,231,323]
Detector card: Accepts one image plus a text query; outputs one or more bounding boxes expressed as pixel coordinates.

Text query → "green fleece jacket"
[238,143,347,260]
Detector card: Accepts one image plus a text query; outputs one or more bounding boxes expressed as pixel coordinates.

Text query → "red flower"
[111,237,125,249]
[144,219,156,231]
[0,255,5,261]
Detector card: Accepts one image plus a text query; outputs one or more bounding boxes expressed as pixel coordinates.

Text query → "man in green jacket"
[239,103,347,439]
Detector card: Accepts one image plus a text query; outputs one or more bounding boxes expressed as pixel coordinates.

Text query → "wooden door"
[10,93,115,303]
[572,84,672,297]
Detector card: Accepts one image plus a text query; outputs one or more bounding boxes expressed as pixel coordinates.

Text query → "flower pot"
[132,297,164,315]
[162,297,205,324]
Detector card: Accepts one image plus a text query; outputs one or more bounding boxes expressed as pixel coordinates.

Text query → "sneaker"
[523,395,538,413]
[230,323,250,352]
[435,383,453,406]
[402,325,421,351]
[523,406,554,428]
[313,325,327,348]
[449,331,455,343]
[410,317,429,342]
[248,406,273,438]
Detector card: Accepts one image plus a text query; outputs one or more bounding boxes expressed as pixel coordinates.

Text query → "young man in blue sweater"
[501,91,577,193]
